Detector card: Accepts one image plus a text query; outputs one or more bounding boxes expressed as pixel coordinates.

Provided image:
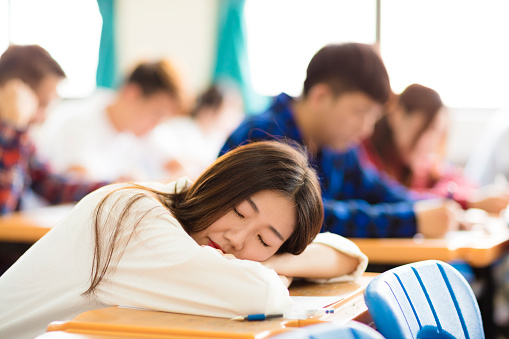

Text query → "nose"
[224,227,248,251]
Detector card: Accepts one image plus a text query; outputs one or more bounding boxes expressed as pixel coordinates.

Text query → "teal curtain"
[96,0,117,89]
[213,0,268,114]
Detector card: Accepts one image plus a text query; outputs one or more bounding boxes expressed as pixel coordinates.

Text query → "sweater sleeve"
[95,196,293,318]
[322,197,418,238]
[308,232,368,283]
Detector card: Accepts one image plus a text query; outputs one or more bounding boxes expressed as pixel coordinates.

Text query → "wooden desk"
[37,332,127,339]
[0,204,73,243]
[351,214,509,268]
[44,273,377,339]
[7,205,508,267]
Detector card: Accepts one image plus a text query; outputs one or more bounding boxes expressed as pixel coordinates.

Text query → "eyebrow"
[247,197,285,241]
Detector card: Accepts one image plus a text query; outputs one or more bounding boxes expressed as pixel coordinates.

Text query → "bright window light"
[245,0,377,97]
[381,0,509,108]
[0,0,8,52]
[4,0,102,98]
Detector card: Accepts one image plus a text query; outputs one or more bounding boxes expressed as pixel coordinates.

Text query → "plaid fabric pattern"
[220,93,419,238]
[0,122,106,215]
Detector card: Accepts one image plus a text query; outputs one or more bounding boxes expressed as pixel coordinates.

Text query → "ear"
[305,83,334,110]
[121,83,142,101]
[307,83,333,102]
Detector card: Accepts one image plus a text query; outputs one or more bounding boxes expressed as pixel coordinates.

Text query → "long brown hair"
[369,83,444,184]
[83,140,323,295]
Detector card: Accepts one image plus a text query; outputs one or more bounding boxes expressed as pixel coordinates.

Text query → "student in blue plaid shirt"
[220,43,463,239]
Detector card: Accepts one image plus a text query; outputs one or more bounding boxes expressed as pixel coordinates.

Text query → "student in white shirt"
[153,83,244,179]
[36,59,189,182]
[0,141,368,339]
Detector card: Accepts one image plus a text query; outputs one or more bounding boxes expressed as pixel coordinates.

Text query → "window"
[1,0,102,98]
[245,0,377,97]
[380,0,509,108]
[0,1,8,53]
[245,0,509,108]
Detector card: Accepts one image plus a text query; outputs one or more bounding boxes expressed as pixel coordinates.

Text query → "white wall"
[447,108,499,166]
[116,0,219,96]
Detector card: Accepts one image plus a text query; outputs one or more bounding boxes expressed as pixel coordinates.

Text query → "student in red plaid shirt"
[0,45,106,215]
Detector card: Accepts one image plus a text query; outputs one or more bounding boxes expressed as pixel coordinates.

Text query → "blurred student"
[361,84,509,214]
[0,44,105,215]
[37,59,188,182]
[221,43,463,239]
[0,141,367,339]
[153,84,243,179]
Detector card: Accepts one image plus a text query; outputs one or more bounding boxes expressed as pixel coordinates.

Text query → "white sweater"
[0,178,367,339]
[36,90,174,182]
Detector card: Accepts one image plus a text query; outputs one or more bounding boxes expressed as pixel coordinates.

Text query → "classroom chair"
[270,320,385,339]
[364,260,484,338]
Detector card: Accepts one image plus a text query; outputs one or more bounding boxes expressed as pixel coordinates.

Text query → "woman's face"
[391,106,447,169]
[190,190,296,262]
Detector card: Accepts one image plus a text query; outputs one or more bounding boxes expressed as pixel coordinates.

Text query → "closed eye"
[233,208,244,219]
[258,235,269,247]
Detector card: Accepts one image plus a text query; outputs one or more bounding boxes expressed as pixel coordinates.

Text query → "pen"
[232,308,334,321]
[232,313,284,321]
[446,181,457,200]
[446,181,471,229]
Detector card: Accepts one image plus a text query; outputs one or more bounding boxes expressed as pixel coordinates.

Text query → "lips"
[208,239,224,253]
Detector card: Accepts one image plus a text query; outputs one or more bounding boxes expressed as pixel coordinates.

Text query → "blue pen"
[236,313,284,321]
[232,309,334,321]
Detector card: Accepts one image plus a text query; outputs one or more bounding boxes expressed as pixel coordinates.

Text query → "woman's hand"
[414,199,462,238]
[468,186,509,214]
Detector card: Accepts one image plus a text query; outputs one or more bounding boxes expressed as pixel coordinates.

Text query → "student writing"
[37,59,189,182]
[0,45,106,215]
[361,83,509,214]
[221,43,463,239]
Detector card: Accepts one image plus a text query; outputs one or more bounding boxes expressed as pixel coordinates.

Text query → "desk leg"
[0,241,31,276]
[366,263,397,274]
[474,265,496,339]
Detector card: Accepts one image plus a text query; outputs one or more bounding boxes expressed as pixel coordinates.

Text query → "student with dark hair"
[221,43,463,239]
[0,44,105,214]
[155,83,244,179]
[0,141,367,339]
[37,59,189,181]
[361,83,509,214]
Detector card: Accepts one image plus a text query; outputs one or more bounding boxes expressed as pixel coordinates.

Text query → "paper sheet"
[291,295,343,310]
